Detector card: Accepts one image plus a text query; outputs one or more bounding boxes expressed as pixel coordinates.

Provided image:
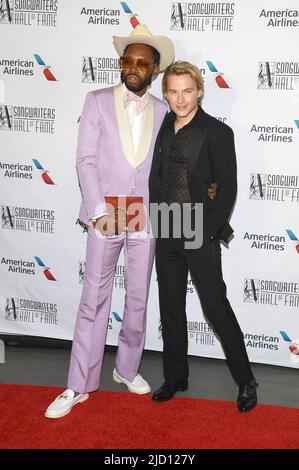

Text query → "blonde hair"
[162,61,204,102]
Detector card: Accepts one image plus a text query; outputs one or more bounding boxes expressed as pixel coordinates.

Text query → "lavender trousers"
[68,227,155,393]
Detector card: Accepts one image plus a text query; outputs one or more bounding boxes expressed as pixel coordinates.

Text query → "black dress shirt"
[160,111,198,205]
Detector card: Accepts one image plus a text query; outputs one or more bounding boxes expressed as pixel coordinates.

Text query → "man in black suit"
[149,61,258,412]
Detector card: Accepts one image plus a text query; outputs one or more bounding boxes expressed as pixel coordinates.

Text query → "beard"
[121,71,153,93]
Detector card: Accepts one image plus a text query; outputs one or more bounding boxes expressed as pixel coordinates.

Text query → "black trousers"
[155,236,253,386]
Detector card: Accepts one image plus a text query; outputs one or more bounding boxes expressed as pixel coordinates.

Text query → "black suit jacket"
[149,107,237,243]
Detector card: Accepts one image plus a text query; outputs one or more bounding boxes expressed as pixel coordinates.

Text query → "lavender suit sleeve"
[76,92,107,221]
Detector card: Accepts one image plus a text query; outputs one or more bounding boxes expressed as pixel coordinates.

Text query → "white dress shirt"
[123,83,146,153]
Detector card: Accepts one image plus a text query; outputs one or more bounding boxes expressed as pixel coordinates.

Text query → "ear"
[152,64,160,81]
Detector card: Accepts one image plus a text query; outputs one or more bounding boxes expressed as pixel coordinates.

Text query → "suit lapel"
[187,108,208,181]
[149,111,172,180]
[152,112,169,162]
[114,84,135,166]
[135,95,153,167]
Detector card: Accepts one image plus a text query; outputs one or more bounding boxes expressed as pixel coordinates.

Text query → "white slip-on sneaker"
[45,389,89,419]
[113,368,151,394]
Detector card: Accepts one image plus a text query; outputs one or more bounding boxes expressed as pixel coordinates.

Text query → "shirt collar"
[122,82,148,100]
[166,107,200,131]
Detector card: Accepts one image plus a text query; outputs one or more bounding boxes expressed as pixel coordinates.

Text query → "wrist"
[92,215,105,228]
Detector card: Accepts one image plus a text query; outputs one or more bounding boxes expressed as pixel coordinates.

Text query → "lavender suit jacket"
[76,84,167,229]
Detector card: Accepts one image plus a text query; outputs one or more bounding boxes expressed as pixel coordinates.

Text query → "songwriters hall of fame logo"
[5,298,19,321]
[243,278,299,308]
[258,61,299,90]
[82,57,96,83]
[170,3,187,30]
[4,296,59,325]
[249,173,299,203]
[1,205,55,234]
[79,261,86,284]
[0,104,55,133]
[249,174,266,200]
[244,279,260,303]
[0,105,12,130]
[2,206,14,229]
[0,0,58,26]
[0,0,14,24]
[82,57,120,85]
[170,2,234,31]
[158,319,162,340]
[257,62,275,90]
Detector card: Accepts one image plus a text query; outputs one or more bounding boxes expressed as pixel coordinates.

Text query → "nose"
[127,60,138,74]
[177,92,184,104]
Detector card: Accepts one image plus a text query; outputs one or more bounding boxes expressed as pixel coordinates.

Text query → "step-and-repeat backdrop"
[1,0,298,368]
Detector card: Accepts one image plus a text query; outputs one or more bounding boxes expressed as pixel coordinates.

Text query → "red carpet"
[1,383,299,449]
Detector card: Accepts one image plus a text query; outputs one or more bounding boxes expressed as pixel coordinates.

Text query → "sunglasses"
[120,56,155,73]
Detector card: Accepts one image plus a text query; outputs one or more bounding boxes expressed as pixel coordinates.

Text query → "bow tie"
[123,90,149,115]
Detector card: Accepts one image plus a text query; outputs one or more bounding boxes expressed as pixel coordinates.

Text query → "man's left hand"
[208,183,217,199]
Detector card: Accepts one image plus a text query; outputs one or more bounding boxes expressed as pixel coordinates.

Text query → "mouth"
[126,74,140,82]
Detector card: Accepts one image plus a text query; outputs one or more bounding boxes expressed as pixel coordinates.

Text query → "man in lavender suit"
[45,25,175,419]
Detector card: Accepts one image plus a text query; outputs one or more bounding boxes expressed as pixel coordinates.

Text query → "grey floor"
[1,334,299,409]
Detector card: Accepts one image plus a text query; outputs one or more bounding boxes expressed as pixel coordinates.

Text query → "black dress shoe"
[152,381,188,402]
[237,379,258,413]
